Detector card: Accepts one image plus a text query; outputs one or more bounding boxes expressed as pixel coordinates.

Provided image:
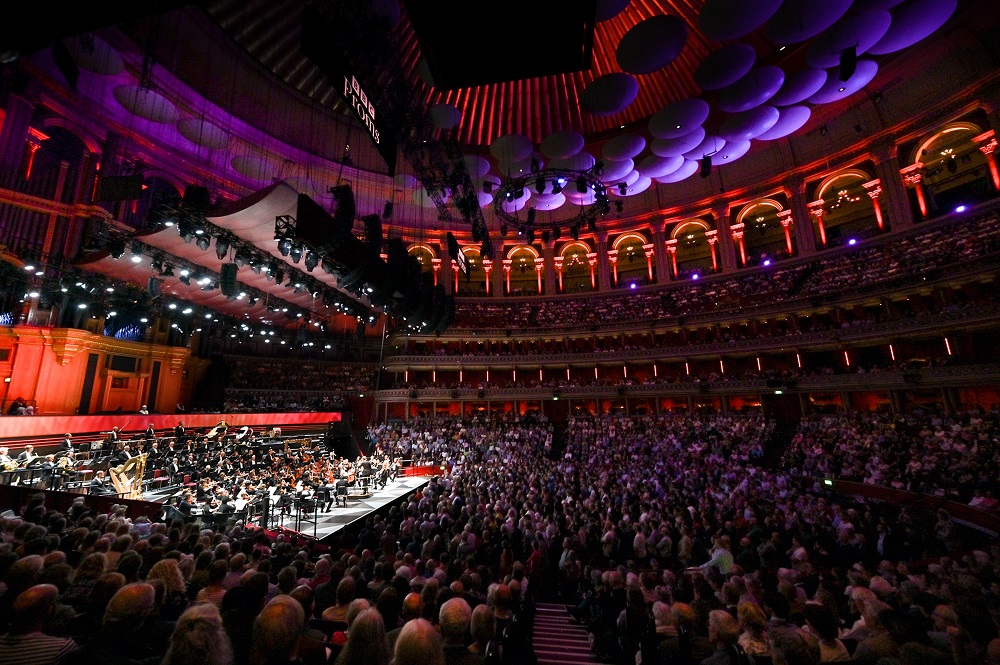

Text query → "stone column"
[872,142,915,230]
[705,230,719,272]
[596,233,612,291]
[651,227,670,284]
[973,130,999,190]
[713,205,738,271]
[900,163,927,219]
[542,241,557,295]
[785,178,817,255]
[862,180,885,230]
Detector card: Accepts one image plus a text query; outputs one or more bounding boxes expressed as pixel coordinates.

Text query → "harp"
[109,453,147,499]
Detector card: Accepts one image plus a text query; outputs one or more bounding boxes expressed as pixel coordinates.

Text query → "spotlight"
[195,236,210,251]
[535,178,546,194]
[699,155,712,178]
[618,182,627,195]
[304,250,319,272]
[215,236,230,260]
[576,177,587,194]
[514,186,525,199]
[289,245,303,264]
[234,249,249,267]
[161,265,174,277]
[551,178,564,194]
[151,258,163,273]
[108,237,126,259]
[277,238,292,256]
[179,273,191,285]
[321,258,335,274]
[483,181,493,194]
[500,224,508,237]
[526,207,536,225]
[614,200,624,213]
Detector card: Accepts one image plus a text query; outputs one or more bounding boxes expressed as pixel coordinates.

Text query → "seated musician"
[16,444,38,465]
[88,470,114,495]
[60,433,74,453]
[0,446,14,469]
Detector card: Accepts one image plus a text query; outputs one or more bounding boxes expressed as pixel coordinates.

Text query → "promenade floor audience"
[0,411,998,665]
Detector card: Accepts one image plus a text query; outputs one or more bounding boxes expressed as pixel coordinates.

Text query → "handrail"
[383,306,1000,367]
[807,477,1000,537]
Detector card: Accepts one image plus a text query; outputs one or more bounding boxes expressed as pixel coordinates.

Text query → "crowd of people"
[224,358,376,394]
[450,210,1000,331]
[1,411,999,665]
[780,410,1000,508]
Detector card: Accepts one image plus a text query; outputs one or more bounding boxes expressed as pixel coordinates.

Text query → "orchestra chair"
[335,479,349,507]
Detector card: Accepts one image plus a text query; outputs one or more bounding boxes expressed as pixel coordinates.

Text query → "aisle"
[532,602,603,665]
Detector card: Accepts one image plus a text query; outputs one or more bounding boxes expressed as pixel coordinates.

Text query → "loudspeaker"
[447,232,460,261]
[839,46,857,82]
[699,156,712,178]
[183,185,212,211]
[147,277,162,298]
[97,175,143,201]
[331,184,356,234]
[220,263,238,297]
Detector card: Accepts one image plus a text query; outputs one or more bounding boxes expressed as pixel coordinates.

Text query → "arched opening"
[736,199,792,266]
[671,219,714,278]
[558,241,594,293]
[612,233,650,288]
[815,169,877,245]
[506,245,540,295]
[913,123,994,215]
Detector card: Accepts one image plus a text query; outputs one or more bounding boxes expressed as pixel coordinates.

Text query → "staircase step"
[533,601,598,665]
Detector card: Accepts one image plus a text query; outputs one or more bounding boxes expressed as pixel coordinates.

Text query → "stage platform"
[269,475,431,542]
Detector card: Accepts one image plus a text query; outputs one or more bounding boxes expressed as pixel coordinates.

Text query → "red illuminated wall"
[0,326,210,416]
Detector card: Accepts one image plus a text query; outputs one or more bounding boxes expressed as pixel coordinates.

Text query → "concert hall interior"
[1,1,1000,665]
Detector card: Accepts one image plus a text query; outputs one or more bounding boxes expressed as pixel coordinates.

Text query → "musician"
[0,446,14,467]
[114,443,133,465]
[88,470,113,495]
[106,426,121,447]
[147,440,162,465]
[60,433,74,453]
[174,421,186,443]
[167,456,182,484]
[16,444,37,465]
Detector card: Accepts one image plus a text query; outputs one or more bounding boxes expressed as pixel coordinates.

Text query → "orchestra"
[0,420,405,525]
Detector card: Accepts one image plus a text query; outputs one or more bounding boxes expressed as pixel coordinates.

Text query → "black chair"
[309,618,348,641]
[335,479,349,507]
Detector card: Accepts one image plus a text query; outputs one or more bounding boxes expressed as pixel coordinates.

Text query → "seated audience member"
[249,595,304,665]
[160,602,233,665]
[334,606,391,665]
[0,584,80,665]
[392,618,445,665]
